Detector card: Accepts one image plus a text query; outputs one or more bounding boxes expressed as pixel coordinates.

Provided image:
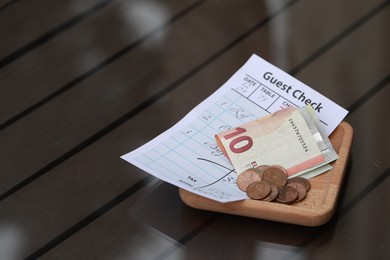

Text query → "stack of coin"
[237,165,311,204]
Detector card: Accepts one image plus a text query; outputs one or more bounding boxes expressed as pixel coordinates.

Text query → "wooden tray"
[179,121,353,226]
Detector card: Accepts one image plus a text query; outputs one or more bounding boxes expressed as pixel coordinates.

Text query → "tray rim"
[179,121,354,226]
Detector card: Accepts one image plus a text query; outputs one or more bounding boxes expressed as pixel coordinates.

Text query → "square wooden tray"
[179,121,353,226]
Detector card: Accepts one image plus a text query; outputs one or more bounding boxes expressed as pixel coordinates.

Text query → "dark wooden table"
[1,0,389,259]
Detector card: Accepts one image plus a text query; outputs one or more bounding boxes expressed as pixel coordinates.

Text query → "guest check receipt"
[121,54,348,202]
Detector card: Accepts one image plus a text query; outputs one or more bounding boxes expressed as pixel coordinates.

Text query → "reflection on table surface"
[0,0,389,259]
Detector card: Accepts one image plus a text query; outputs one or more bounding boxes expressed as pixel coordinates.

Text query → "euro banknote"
[215,106,338,177]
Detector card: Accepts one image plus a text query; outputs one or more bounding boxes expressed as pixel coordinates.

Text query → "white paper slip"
[121,54,348,203]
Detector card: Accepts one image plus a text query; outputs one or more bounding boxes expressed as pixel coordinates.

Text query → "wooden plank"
[266,0,384,72]
[337,84,390,203]
[0,0,109,59]
[0,0,198,125]
[38,181,208,259]
[295,4,390,106]
[288,172,390,259]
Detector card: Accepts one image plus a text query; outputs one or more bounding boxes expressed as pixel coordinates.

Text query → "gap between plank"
[0,0,117,69]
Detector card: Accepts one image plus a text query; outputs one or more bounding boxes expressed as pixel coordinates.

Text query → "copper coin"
[287,183,307,202]
[246,181,271,200]
[276,186,298,203]
[236,169,262,192]
[262,185,279,202]
[270,165,288,176]
[287,177,311,192]
[262,166,287,187]
[255,165,270,179]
